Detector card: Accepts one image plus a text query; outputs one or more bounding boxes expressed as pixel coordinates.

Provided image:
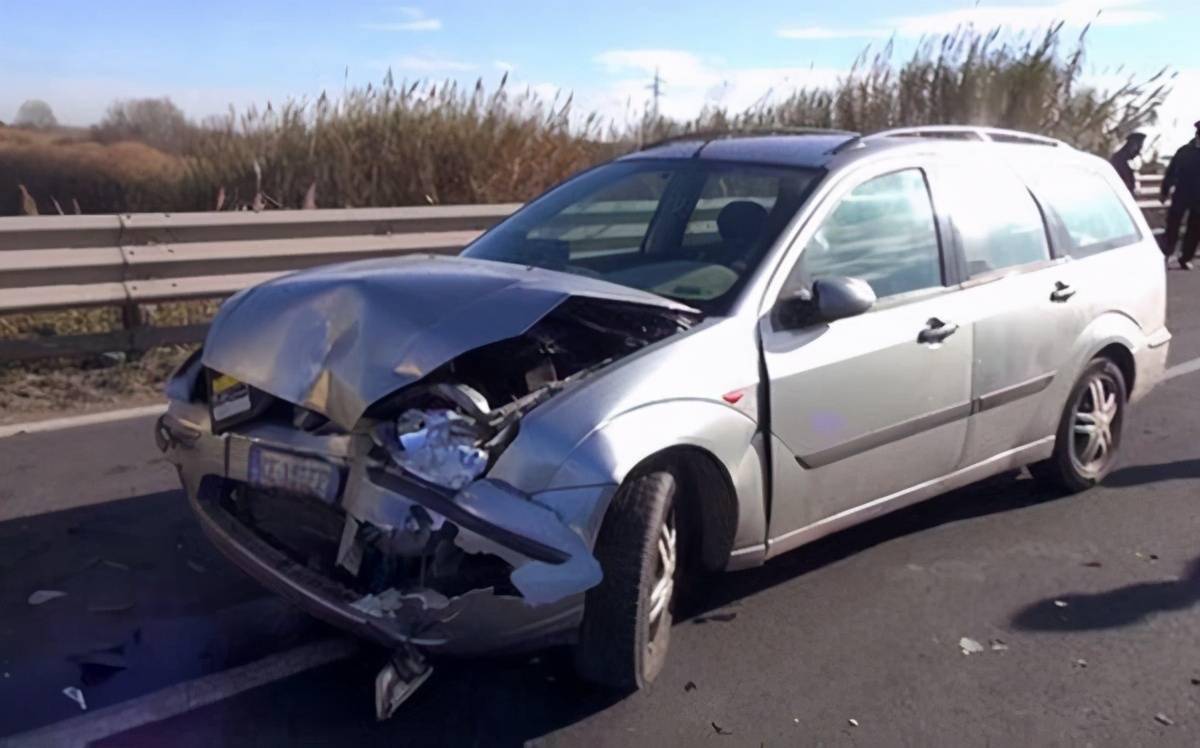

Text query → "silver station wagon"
[157,126,1170,716]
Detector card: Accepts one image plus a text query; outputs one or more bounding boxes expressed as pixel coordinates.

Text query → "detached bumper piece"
[375,644,432,721]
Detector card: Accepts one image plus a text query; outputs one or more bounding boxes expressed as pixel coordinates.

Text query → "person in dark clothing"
[1162,120,1200,270]
[1109,132,1146,194]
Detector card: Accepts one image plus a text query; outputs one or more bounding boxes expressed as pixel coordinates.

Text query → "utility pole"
[647,67,665,119]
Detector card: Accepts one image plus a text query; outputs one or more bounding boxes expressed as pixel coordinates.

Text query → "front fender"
[544,398,768,558]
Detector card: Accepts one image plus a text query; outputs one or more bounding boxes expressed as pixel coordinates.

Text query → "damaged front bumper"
[157,402,610,655]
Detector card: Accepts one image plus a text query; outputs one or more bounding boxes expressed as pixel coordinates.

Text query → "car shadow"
[677,469,1055,621]
[1102,458,1200,487]
[1010,555,1200,632]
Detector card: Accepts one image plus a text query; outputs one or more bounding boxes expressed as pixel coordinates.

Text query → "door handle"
[1050,281,1076,303]
[918,318,959,345]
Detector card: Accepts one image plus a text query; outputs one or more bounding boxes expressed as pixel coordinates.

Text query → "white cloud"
[390,54,475,72]
[592,49,844,124]
[363,6,441,32]
[777,27,891,40]
[778,0,1162,40]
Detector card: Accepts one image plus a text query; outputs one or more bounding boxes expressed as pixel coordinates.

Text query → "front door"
[761,165,974,542]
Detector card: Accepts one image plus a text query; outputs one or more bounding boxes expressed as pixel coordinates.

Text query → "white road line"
[4,637,359,748]
[1165,355,1200,382]
[0,404,166,439]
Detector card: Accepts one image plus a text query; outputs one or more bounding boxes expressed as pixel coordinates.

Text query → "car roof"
[621,127,1078,170]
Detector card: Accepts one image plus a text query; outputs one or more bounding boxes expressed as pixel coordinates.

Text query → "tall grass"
[639,24,1171,154]
[183,75,619,210]
[1,24,1174,217]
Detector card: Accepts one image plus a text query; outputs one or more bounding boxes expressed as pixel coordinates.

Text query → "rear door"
[761,162,975,538]
[930,158,1091,466]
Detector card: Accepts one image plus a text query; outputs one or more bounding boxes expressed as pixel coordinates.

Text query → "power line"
[647,67,665,118]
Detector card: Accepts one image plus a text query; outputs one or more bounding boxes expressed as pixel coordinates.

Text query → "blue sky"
[1,0,1196,144]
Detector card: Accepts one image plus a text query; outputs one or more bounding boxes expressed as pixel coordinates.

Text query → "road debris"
[88,601,135,614]
[1073,658,1088,668]
[70,647,129,686]
[374,645,432,721]
[694,612,738,624]
[1053,600,1069,608]
[959,637,985,655]
[711,721,733,735]
[1190,677,1200,686]
[1155,713,1174,726]
[62,687,87,711]
[684,681,697,692]
[989,639,1009,652]
[1135,551,1160,562]
[1082,561,1103,568]
[28,590,67,605]
[848,718,860,727]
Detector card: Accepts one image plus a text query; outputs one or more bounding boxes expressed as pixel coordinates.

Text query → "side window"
[1024,166,1141,258]
[938,163,1051,276]
[789,169,943,299]
[528,170,670,259]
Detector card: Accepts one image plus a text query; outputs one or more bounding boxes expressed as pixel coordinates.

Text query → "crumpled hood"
[202,255,694,429]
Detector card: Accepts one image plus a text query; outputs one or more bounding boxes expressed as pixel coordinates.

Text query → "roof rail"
[639,127,859,152]
[868,126,1068,147]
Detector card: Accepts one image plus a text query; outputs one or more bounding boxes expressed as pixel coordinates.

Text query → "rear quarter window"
[1024,165,1142,258]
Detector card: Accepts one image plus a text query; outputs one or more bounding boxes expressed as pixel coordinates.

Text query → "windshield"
[462,159,823,313]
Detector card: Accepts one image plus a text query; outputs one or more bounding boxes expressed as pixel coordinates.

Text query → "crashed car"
[159,127,1169,715]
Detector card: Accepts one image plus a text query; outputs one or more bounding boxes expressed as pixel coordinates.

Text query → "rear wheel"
[573,471,677,690]
[1031,358,1127,493]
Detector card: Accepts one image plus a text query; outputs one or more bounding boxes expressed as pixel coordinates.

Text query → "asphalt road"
[3,268,1200,746]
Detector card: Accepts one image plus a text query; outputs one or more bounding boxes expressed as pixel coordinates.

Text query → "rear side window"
[791,169,943,299]
[938,163,1051,276]
[1024,166,1141,258]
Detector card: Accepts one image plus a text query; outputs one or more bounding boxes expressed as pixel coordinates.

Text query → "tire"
[574,471,678,690]
[1031,357,1127,493]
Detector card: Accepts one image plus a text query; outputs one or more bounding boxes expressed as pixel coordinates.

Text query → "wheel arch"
[546,399,768,572]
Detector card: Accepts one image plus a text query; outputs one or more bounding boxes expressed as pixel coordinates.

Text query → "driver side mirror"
[776,276,876,330]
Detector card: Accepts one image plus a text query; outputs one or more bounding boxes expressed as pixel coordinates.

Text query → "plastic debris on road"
[848,718,860,727]
[989,639,1009,652]
[1155,713,1174,726]
[1053,600,1069,608]
[711,722,733,735]
[959,637,985,655]
[28,590,67,606]
[62,687,87,711]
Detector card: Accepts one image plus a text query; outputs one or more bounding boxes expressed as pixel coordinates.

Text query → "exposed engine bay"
[365,297,694,490]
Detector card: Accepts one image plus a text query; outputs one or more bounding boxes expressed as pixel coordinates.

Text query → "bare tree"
[14,100,57,129]
[92,97,193,152]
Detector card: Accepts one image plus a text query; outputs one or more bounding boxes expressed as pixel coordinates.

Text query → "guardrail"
[0,174,1173,362]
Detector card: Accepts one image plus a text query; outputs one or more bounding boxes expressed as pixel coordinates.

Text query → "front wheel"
[573,471,678,690]
[1031,358,1127,493]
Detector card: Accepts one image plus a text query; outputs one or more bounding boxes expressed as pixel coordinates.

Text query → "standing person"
[1110,132,1146,195]
[1162,120,1200,270]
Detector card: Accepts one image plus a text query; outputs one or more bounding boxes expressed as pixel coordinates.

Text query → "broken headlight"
[373,383,499,491]
[386,408,490,491]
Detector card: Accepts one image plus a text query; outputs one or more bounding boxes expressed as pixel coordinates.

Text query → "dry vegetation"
[0,25,1175,418]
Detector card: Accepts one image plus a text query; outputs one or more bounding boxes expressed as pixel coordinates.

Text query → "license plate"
[211,374,252,421]
[248,446,341,503]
